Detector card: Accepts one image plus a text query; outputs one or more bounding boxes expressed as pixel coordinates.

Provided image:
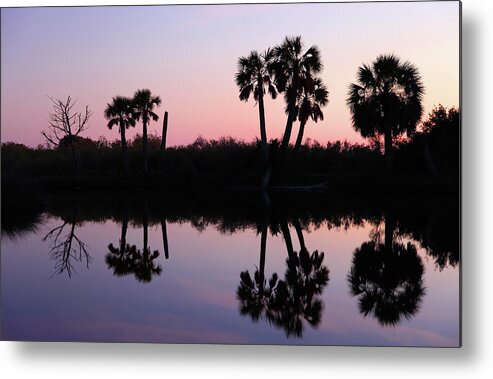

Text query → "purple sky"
[1,2,460,147]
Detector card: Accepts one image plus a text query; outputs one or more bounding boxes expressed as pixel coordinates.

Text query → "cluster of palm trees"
[104,89,162,174]
[236,35,424,173]
[235,36,329,157]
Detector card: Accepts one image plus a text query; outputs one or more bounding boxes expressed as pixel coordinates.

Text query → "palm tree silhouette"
[237,219,329,338]
[235,49,277,160]
[347,54,424,171]
[293,77,329,151]
[105,199,162,282]
[104,96,135,173]
[268,248,329,337]
[271,36,323,151]
[348,214,425,326]
[106,243,162,283]
[132,89,161,173]
[237,223,278,321]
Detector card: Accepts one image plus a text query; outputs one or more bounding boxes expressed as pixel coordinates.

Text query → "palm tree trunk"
[143,199,148,253]
[120,119,129,174]
[120,199,128,255]
[281,103,297,152]
[294,120,307,151]
[157,111,169,175]
[293,217,306,251]
[281,220,295,265]
[161,219,169,260]
[143,118,148,174]
[258,223,268,296]
[257,76,268,159]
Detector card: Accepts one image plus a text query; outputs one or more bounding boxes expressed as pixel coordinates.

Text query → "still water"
[1,192,460,346]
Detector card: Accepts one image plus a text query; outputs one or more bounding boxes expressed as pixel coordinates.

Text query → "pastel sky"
[1,1,460,147]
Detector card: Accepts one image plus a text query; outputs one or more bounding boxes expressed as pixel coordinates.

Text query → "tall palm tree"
[235,49,277,159]
[132,89,161,173]
[271,36,323,151]
[347,54,424,171]
[104,96,135,173]
[293,77,329,151]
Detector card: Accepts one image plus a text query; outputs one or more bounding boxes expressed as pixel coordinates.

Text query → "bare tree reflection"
[42,214,91,278]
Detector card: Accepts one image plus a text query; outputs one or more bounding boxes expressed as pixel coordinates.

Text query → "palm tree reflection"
[105,198,163,283]
[348,214,425,326]
[237,218,329,338]
[106,243,162,283]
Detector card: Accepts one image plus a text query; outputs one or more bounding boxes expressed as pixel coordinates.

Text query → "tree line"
[235,35,426,179]
[2,35,458,191]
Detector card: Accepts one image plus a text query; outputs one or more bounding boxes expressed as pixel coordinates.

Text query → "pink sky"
[1,2,460,147]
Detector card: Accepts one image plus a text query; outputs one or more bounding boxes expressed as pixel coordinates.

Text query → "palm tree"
[104,96,135,173]
[347,54,424,171]
[271,36,323,151]
[293,77,329,151]
[235,49,277,159]
[236,221,329,337]
[347,240,425,326]
[106,243,162,283]
[132,89,162,173]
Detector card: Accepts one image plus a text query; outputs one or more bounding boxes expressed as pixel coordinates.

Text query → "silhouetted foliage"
[294,77,329,151]
[237,217,329,338]
[106,243,162,283]
[235,49,277,159]
[104,96,136,173]
[132,89,161,174]
[238,248,329,338]
[348,239,425,326]
[270,36,324,151]
[396,105,459,185]
[347,54,424,171]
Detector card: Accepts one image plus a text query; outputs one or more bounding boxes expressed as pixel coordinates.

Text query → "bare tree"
[42,96,92,175]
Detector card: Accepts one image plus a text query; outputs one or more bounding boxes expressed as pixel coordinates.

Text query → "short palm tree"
[347,54,424,171]
[235,49,277,159]
[132,89,161,173]
[271,36,323,151]
[104,96,135,173]
[294,77,329,151]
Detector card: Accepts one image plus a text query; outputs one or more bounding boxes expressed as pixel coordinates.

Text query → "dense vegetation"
[1,36,459,194]
[1,104,459,193]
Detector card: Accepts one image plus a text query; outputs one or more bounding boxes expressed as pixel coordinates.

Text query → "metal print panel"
[0,1,461,346]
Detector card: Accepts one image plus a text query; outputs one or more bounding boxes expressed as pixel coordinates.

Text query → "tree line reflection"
[1,191,459,335]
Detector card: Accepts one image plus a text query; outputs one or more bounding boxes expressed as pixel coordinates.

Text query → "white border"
[2,0,492,378]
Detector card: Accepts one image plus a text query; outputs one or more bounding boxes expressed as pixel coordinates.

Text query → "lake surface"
[1,192,460,346]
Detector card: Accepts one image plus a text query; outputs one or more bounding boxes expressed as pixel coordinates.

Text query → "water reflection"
[348,212,425,326]
[1,190,459,343]
[106,243,162,283]
[42,199,91,278]
[237,216,330,338]
[105,198,164,282]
